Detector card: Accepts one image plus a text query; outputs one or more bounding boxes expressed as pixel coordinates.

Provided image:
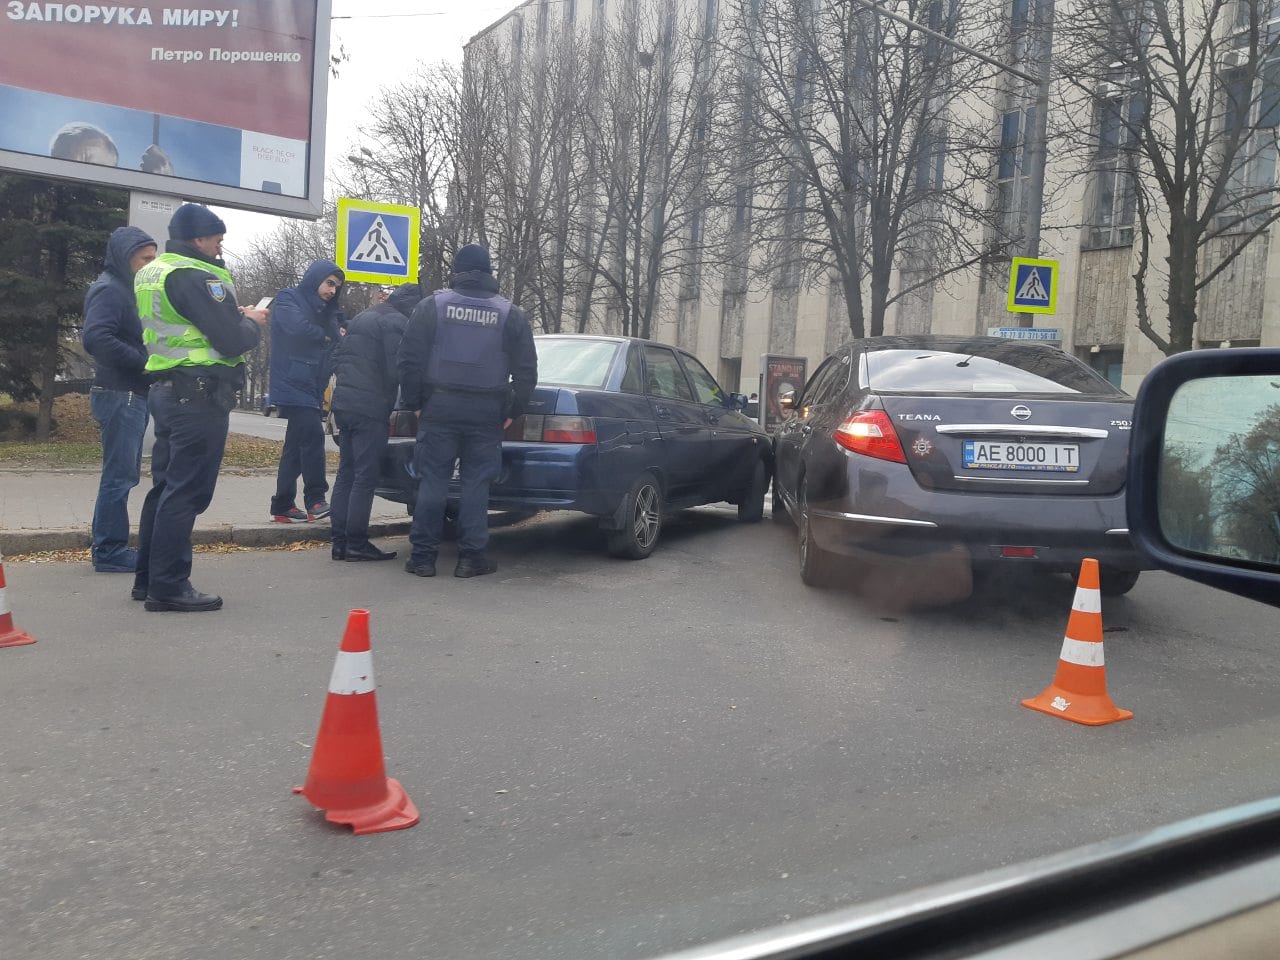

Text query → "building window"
[1079,346,1124,387]
[915,123,945,193]
[1220,62,1280,231]
[995,106,1033,243]
[1086,90,1139,248]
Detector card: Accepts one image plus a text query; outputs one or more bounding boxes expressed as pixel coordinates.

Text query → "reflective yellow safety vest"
[135,253,244,373]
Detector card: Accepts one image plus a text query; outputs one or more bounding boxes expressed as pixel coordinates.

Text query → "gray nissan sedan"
[771,336,1150,594]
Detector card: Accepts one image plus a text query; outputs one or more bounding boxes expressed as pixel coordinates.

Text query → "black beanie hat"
[168,203,227,241]
[452,243,492,276]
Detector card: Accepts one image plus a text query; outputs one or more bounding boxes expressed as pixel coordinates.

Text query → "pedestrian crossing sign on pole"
[1007,257,1059,314]
[336,197,420,285]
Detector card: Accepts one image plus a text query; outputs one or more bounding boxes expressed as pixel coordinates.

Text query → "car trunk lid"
[877,395,1133,496]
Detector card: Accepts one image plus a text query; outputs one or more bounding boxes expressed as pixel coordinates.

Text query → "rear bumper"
[375,438,623,517]
[805,497,1149,572]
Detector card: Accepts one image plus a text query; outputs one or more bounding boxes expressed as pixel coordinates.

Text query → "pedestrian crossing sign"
[1007,257,1058,314]
[336,197,420,285]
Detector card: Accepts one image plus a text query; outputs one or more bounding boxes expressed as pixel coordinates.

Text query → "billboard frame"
[0,0,332,219]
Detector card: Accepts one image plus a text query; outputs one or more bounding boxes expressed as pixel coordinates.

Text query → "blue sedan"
[376,335,772,558]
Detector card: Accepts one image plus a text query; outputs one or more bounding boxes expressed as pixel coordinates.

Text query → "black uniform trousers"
[408,416,502,562]
[330,410,389,551]
[134,382,229,599]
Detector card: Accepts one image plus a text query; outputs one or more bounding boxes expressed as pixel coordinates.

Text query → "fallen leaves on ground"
[6,540,330,563]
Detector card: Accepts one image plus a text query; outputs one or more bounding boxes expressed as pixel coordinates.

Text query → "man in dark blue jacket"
[82,225,157,573]
[267,258,345,523]
[397,244,537,579]
[328,283,422,562]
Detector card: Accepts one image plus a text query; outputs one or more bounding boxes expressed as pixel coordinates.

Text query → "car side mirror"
[728,392,749,410]
[778,387,796,415]
[1128,347,1280,607]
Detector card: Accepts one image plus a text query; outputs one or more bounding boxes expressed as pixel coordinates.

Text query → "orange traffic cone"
[0,553,36,649]
[1022,558,1132,726]
[293,609,419,834]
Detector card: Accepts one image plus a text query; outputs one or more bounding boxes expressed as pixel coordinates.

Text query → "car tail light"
[1001,546,1038,559]
[834,411,906,463]
[504,414,597,443]
[542,416,596,444]
[388,410,418,438]
[504,415,535,441]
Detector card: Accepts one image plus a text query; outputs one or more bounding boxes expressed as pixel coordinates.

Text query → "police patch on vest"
[206,280,226,302]
[444,304,500,326]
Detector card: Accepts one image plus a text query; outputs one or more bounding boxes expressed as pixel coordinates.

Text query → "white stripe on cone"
[1059,636,1105,667]
[328,650,375,695]
[1071,587,1102,615]
[0,586,8,616]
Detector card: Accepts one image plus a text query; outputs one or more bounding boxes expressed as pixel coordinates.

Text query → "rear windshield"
[534,338,621,388]
[866,346,1125,396]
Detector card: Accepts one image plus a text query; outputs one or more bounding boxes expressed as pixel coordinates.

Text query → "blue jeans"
[408,418,502,562]
[271,405,328,514]
[330,411,389,551]
[90,386,148,569]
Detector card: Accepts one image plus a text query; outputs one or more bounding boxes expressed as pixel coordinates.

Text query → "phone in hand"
[255,296,274,311]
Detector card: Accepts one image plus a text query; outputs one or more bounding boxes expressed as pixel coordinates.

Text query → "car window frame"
[620,343,645,395]
[799,351,850,407]
[643,345,697,403]
[677,352,727,407]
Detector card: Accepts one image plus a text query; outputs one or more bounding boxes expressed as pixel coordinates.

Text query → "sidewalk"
[0,468,411,555]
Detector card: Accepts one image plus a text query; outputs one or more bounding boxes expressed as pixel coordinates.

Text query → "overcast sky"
[215,0,517,262]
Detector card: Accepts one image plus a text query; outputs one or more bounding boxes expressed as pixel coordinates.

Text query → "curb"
[1,519,413,556]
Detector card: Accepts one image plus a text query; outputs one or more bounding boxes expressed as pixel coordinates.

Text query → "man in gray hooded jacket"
[82,225,157,572]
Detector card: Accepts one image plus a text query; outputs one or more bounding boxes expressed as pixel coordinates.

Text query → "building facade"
[463,0,1280,397]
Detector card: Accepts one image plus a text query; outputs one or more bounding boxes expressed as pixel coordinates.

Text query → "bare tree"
[1211,403,1280,561]
[334,64,462,293]
[725,0,1000,340]
[1055,0,1280,355]
[574,0,731,339]
[461,22,595,332]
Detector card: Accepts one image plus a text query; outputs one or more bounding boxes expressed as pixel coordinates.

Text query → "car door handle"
[654,406,672,419]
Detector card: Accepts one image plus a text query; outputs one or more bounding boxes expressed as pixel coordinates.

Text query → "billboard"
[760,354,807,434]
[0,1,331,217]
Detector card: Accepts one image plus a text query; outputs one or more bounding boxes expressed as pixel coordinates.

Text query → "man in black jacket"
[328,283,422,562]
[397,245,537,579]
[82,225,156,573]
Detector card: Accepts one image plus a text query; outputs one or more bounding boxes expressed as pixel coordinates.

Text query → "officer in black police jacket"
[396,244,537,579]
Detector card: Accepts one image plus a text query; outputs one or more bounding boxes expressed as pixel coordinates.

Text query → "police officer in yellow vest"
[131,204,268,612]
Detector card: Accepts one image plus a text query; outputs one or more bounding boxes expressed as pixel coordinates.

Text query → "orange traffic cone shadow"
[1022,558,1132,726]
[294,609,419,834]
[0,554,36,649]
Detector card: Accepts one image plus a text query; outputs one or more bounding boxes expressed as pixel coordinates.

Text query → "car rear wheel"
[1099,565,1141,596]
[608,472,662,560]
[737,459,767,523]
[798,479,833,587]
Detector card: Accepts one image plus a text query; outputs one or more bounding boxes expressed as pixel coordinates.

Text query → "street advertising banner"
[0,0,332,216]
[760,354,807,433]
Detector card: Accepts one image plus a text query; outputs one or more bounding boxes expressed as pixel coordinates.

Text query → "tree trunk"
[34,336,59,442]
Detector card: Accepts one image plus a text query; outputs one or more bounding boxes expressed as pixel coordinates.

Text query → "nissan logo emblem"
[1011,405,1032,420]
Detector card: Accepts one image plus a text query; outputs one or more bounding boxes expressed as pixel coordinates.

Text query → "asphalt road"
[3,509,1279,960]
